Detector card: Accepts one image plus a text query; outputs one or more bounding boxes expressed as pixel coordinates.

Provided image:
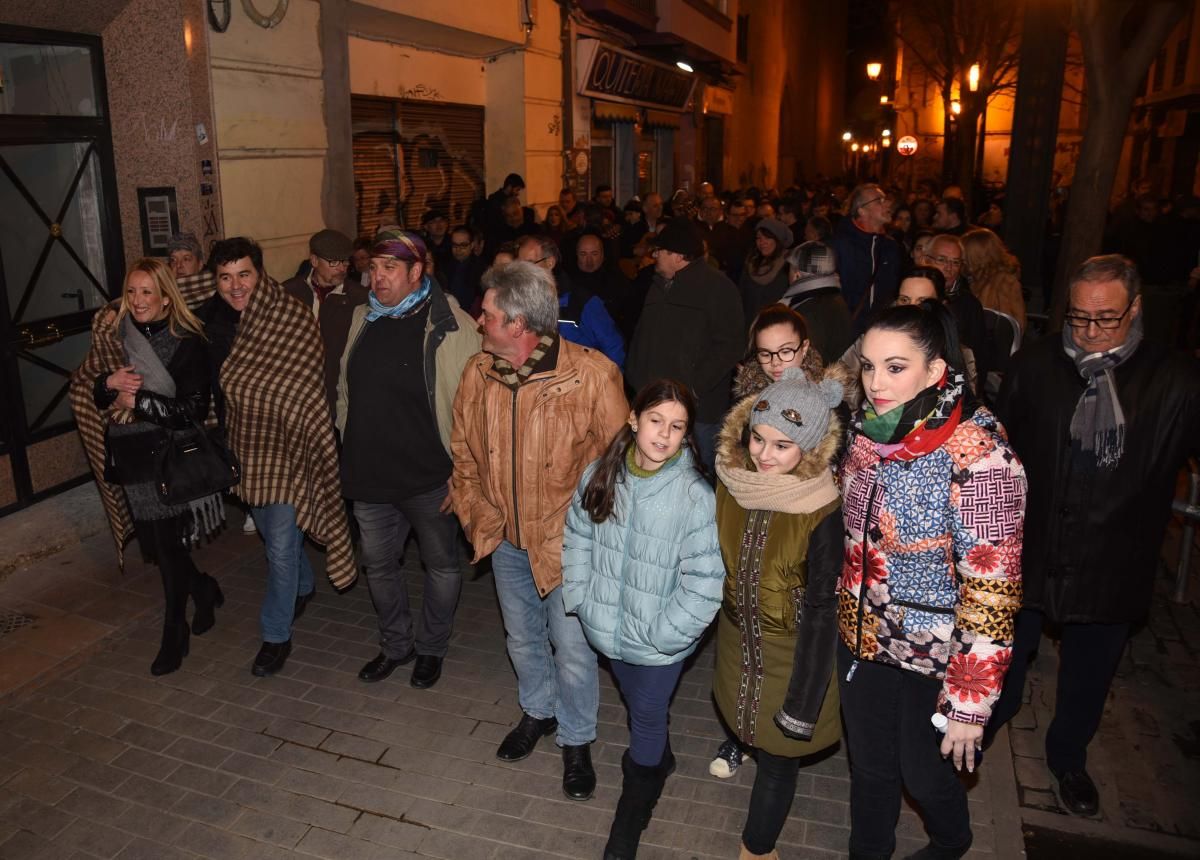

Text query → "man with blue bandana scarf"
[336,229,481,691]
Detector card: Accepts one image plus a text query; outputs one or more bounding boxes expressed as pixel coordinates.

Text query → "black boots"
[152,527,193,676]
[151,622,190,676]
[603,745,676,859]
[190,572,225,635]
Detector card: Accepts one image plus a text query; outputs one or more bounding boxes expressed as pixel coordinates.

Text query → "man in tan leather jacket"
[451,261,627,802]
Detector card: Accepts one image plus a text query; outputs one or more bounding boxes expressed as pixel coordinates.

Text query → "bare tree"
[893,0,1022,210]
[1050,0,1189,320]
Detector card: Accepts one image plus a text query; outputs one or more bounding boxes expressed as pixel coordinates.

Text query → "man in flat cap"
[626,218,744,472]
[283,228,369,413]
[167,232,204,281]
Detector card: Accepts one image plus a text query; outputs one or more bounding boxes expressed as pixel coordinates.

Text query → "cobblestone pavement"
[2,517,1017,859]
[1004,526,1200,857]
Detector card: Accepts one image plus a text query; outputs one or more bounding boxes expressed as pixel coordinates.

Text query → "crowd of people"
[68,170,1200,860]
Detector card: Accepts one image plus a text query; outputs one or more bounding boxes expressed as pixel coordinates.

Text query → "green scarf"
[626,444,681,478]
[857,367,967,450]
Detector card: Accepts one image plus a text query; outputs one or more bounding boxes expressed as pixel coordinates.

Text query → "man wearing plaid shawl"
[196,237,356,677]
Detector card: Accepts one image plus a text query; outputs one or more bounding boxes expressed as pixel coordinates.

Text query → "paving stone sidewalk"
[0,516,1019,859]
[1004,525,1200,857]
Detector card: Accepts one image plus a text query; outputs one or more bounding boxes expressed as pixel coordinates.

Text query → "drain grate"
[0,609,36,637]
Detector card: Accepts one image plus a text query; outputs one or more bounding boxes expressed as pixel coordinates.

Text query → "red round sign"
[896,135,919,157]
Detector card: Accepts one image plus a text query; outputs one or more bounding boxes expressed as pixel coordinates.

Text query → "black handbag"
[155,416,241,505]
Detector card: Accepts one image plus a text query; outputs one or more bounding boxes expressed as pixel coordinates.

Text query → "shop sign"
[577,39,696,112]
[896,135,919,156]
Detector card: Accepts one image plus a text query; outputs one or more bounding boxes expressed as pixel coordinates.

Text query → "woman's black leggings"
[140,519,199,626]
[742,748,802,854]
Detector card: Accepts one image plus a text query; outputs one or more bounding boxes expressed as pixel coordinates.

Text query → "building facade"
[1116,1,1200,201]
[0,0,561,513]
[0,0,842,514]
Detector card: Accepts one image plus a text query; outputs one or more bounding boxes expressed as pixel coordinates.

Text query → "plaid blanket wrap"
[70,271,356,590]
[69,303,136,566]
[221,276,356,590]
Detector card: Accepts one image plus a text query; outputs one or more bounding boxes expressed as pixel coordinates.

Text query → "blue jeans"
[609,659,683,766]
[252,503,315,644]
[491,541,598,747]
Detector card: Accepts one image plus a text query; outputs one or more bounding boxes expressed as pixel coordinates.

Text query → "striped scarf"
[490,334,556,390]
[1061,313,1143,470]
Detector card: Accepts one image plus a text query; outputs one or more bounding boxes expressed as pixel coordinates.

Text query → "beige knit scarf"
[715,457,838,514]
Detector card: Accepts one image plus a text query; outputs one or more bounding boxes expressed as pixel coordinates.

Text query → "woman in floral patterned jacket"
[837,301,1025,860]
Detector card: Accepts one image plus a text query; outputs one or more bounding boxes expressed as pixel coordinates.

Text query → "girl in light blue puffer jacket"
[562,378,723,860]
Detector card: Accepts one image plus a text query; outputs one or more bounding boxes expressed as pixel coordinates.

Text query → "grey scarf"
[1060,313,1143,470]
[120,315,176,397]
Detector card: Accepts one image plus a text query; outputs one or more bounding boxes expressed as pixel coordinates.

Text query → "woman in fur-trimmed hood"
[711,365,846,859]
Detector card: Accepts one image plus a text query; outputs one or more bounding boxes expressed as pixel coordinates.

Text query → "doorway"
[0,26,123,514]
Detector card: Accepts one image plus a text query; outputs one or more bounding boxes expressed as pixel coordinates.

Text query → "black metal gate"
[0,26,124,515]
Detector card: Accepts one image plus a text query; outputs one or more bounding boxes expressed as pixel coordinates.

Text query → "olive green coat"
[712,392,844,757]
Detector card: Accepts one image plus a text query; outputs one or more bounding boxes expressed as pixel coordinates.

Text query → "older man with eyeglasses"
[990,254,1200,818]
[282,228,370,413]
[923,233,994,395]
[830,183,902,335]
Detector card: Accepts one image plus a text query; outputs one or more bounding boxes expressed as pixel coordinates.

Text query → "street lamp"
[882,128,892,137]
[880,94,889,104]
[851,142,860,152]
[842,131,853,141]
[866,62,882,81]
[968,64,980,93]
[950,100,962,116]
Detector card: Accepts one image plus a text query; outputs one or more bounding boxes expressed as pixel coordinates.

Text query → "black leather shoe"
[410,655,443,689]
[496,713,558,762]
[902,833,973,859]
[293,590,315,621]
[357,650,415,683]
[1055,768,1100,816]
[562,743,596,801]
[251,640,291,677]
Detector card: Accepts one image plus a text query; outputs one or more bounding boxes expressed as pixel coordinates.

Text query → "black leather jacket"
[95,332,211,485]
[996,335,1200,624]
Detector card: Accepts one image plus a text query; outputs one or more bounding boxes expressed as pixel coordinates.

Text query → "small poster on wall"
[137,186,180,256]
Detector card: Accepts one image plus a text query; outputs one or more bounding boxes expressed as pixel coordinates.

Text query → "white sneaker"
[709,738,744,778]
[242,512,257,534]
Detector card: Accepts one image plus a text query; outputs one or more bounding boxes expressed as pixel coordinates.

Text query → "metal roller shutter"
[351,96,485,238]
[351,96,400,238]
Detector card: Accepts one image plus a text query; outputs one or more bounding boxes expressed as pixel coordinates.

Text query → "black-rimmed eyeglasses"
[754,346,800,364]
[1064,297,1136,330]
